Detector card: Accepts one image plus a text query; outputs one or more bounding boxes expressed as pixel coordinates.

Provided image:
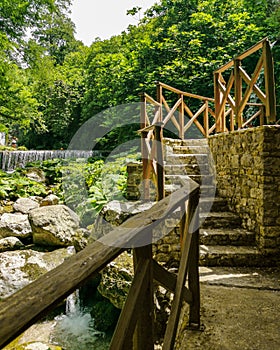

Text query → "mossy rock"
[97,251,133,309]
[91,299,120,332]
[4,340,62,350]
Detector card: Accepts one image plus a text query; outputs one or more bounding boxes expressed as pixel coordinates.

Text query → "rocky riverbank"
[0,194,129,349]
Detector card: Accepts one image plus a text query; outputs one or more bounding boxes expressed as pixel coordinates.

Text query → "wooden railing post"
[156,81,163,122]
[187,193,200,328]
[179,94,184,139]
[162,188,200,350]
[204,100,209,137]
[155,122,164,201]
[234,59,243,129]
[263,39,277,123]
[133,245,154,350]
[140,93,150,200]
[214,72,222,132]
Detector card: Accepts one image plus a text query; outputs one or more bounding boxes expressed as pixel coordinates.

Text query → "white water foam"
[50,290,109,350]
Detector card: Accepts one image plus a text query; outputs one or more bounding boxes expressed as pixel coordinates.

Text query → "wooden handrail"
[141,38,276,141]
[158,81,215,102]
[0,182,200,350]
[214,37,269,73]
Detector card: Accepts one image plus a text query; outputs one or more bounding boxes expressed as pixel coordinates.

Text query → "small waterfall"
[0,150,102,171]
[50,290,109,350]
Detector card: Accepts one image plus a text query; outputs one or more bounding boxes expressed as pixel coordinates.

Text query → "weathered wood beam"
[153,260,192,304]
[109,258,151,350]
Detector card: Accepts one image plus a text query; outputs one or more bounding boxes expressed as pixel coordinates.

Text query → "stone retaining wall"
[208,126,280,252]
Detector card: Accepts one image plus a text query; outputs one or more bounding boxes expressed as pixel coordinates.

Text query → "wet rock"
[13,197,39,214]
[91,299,120,332]
[40,194,59,207]
[0,236,24,252]
[29,205,80,247]
[0,213,32,239]
[0,246,75,298]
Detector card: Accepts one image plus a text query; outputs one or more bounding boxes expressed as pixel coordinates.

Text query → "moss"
[19,263,48,280]
[91,300,120,332]
[3,341,62,349]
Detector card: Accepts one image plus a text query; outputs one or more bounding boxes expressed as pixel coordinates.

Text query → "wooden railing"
[214,37,276,132]
[0,181,200,350]
[141,37,276,141]
[139,37,276,210]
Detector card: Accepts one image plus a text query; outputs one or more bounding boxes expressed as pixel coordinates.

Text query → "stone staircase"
[162,138,264,267]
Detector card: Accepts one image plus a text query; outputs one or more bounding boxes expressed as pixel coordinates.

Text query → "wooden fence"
[139,38,276,199]
[141,37,276,140]
[214,37,276,132]
[0,181,200,350]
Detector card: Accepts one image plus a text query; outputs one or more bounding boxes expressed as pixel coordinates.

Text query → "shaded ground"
[175,267,280,350]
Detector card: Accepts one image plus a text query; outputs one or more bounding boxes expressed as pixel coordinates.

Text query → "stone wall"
[208,126,280,252]
[126,162,143,200]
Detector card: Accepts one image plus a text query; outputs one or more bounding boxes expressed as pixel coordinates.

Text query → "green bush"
[0,170,47,199]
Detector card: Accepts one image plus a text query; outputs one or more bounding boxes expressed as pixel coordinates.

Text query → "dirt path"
[175,267,280,350]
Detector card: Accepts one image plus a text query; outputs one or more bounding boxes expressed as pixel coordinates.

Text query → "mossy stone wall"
[208,126,280,252]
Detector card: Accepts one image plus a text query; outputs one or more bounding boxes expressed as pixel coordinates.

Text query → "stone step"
[199,245,264,267]
[200,228,256,246]
[172,145,210,155]
[181,138,208,146]
[165,183,216,197]
[165,174,214,186]
[199,197,229,213]
[163,137,208,147]
[164,164,211,176]
[200,212,242,229]
[165,153,209,165]
[200,185,216,198]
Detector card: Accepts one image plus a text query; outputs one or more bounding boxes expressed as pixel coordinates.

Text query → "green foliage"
[61,154,139,225]
[1,0,279,149]
[0,170,47,199]
[24,154,138,226]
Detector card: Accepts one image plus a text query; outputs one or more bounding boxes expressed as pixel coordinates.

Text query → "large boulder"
[29,205,80,247]
[0,246,75,299]
[0,213,32,239]
[92,200,154,241]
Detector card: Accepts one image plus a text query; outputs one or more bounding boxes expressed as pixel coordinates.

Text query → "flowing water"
[0,150,102,171]
[50,291,112,349]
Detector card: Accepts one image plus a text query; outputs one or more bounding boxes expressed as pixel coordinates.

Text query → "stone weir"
[0,150,101,171]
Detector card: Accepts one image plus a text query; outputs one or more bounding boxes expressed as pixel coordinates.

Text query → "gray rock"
[0,236,24,252]
[29,205,80,246]
[73,228,90,252]
[25,168,46,183]
[0,246,75,298]
[0,213,32,239]
[13,197,39,214]
[40,194,59,207]
[101,200,155,226]
[92,200,155,240]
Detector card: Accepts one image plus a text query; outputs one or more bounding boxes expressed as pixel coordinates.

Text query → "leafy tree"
[0,0,80,140]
